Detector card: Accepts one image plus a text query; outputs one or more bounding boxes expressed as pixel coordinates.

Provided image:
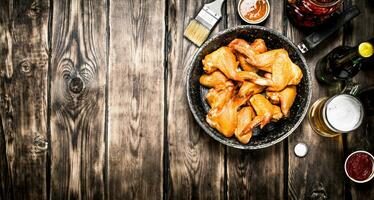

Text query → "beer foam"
[325,95,363,132]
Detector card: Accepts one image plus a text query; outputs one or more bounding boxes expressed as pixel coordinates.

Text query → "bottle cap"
[294,143,308,157]
[358,42,373,58]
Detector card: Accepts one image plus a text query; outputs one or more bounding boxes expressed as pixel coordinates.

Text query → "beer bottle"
[315,38,374,84]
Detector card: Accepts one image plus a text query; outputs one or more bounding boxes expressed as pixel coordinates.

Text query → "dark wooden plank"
[0,2,13,199]
[107,0,165,199]
[167,0,225,199]
[49,0,107,199]
[344,0,374,199]
[286,6,345,200]
[0,117,12,199]
[225,1,285,199]
[0,0,49,199]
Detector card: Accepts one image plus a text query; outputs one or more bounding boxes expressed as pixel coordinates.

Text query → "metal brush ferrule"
[195,0,225,29]
[195,6,220,29]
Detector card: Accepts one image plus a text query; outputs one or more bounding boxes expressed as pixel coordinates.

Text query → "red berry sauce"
[346,152,373,181]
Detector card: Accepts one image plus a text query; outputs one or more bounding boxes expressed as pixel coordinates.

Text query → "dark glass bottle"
[315,38,374,84]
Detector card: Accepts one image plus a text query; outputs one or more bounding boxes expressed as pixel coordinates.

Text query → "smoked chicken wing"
[239,94,283,137]
[266,85,297,117]
[207,95,249,137]
[202,47,239,79]
[265,52,294,91]
[237,81,265,97]
[241,50,301,91]
[199,71,228,88]
[202,46,266,83]
[206,81,234,109]
[229,39,283,72]
[235,106,256,144]
[235,39,267,72]
[248,94,275,128]
[229,39,303,91]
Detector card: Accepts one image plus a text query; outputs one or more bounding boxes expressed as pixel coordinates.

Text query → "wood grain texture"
[286,9,345,200]
[225,0,285,199]
[49,0,107,199]
[167,0,225,199]
[107,0,165,199]
[344,0,374,199]
[0,0,49,199]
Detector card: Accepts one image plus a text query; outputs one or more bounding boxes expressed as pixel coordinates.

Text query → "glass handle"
[340,79,360,96]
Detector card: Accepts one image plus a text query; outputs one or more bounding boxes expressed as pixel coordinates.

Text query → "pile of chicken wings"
[199,38,303,144]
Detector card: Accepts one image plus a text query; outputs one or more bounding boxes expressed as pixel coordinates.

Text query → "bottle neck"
[334,48,361,66]
[336,38,374,64]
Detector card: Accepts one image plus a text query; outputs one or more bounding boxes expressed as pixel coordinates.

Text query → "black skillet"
[185,6,359,149]
[186,25,312,149]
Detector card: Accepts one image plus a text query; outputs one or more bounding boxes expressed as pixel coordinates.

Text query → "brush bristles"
[183,20,210,47]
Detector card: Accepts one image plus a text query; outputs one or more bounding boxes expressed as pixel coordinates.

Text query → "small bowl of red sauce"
[238,0,270,24]
[344,150,374,183]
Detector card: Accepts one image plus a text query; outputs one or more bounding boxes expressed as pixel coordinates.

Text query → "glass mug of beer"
[308,93,364,137]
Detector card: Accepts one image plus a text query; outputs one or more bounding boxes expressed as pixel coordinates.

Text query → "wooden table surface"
[1,0,374,199]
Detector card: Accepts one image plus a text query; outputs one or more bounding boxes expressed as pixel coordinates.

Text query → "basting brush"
[184,0,225,47]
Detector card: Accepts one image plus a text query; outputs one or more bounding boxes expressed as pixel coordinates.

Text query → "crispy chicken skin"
[266,85,297,117]
[207,95,249,137]
[235,106,256,144]
[199,71,228,88]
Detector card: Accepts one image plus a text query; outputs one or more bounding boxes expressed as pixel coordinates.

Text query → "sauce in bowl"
[239,0,269,24]
[345,151,374,182]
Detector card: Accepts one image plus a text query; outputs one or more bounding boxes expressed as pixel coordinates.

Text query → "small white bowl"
[344,150,374,183]
[237,0,270,24]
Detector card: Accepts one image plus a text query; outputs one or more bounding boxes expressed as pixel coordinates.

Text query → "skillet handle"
[297,6,360,54]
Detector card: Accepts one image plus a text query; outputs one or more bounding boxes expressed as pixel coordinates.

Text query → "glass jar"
[286,0,342,28]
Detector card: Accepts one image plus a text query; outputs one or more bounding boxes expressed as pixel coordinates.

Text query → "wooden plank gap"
[282,2,289,199]
[104,0,110,199]
[46,0,54,199]
[163,0,170,199]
